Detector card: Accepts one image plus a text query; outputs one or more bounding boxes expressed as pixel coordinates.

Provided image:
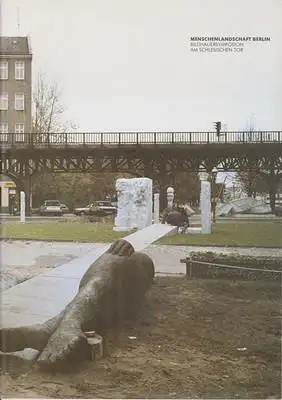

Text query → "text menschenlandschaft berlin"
[190,36,271,42]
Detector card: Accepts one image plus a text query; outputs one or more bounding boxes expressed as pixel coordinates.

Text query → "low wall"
[181,252,282,281]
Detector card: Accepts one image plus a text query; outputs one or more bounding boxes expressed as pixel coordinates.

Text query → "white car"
[39,200,63,216]
[73,204,93,216]
[90,201,117,216]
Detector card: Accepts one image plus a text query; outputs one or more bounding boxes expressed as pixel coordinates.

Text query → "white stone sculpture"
[153,193,160,223]
[198,170,209,211]
[200,180,211,234]
[167,187,174,211]
[114,177,153,231]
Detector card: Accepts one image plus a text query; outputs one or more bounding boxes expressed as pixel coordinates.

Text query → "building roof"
[0,36,32,55]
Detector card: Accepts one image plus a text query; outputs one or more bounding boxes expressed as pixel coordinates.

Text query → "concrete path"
[143,244,282,275]
[1,224,177,329]
[0,241,105,291]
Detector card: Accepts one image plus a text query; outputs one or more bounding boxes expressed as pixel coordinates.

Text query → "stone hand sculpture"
[0,239,154,371]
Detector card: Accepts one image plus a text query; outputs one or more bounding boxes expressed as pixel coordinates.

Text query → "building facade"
[0,174,17,213]
[0,36,32,212]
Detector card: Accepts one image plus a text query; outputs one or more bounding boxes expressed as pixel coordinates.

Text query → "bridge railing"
[0,131,281,147]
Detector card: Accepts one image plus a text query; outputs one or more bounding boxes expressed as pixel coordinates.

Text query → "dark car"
[60,203,70,214]
[273,207,282,217]
[89,201,117,216]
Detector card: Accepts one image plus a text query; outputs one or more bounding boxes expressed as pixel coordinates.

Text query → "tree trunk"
[267,175,279,212]
[269,187,276,212]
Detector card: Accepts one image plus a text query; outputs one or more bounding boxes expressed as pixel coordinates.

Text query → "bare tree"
[32,73,76,143]
[236,117,281,210]
[30,73,77,209]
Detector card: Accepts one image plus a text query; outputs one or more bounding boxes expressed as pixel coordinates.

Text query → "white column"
[201,180,211,234]
[167,187,174,211]
[153,193,160,223]
[198,171,209,211]
[1,186,9,208]
[20,191,26,223]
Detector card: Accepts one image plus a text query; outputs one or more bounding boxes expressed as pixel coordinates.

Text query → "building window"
[15,123,25,142]
[0,93,8,110]
[15,93,24,110]
[0,123,8,142]
[0,61,8,79]
[15,61,25,80]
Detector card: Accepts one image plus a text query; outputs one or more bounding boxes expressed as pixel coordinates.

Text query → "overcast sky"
[1,0,281,132]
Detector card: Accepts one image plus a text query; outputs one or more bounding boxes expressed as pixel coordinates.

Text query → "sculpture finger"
[107,240,124,254]
[107,241,116,254]
[37,331,88,371]
[109,239,124,255]
[110,239,126,255]
[118,240,134,257]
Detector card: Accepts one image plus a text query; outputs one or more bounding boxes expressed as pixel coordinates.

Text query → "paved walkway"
[0,241,104,291]
[143,244,282,275]
[1,224,177,329]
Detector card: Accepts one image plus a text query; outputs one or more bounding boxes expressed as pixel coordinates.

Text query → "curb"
[1,237,282,249]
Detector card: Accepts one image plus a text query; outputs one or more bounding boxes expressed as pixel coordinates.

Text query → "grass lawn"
[157,221,282,247]
[0,222,132,242]
[1,220,281,246]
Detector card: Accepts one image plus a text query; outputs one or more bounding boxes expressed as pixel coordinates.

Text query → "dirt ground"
[1,277,281,399]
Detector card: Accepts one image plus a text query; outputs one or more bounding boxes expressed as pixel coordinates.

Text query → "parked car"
[73,204,93,216]
[90,201,117,216]
[39,200,63,216]
[60,203,70,214]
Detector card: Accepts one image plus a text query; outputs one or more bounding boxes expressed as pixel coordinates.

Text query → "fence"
[0,131,281,148]
[181,258,282,281]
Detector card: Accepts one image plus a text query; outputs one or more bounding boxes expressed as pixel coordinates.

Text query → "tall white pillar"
[198,170,209,211]
[153,193,160,223]
[20,191,26,223]
[201,180,211,234]
[1,186,9,208]
[167,187,174,211]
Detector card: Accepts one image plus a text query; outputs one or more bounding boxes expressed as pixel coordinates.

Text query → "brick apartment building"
[0,36,33,212]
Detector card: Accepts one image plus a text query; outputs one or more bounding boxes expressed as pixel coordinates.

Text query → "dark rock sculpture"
[0,239,154,371]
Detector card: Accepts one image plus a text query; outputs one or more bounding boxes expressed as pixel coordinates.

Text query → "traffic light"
[214,121,222,136]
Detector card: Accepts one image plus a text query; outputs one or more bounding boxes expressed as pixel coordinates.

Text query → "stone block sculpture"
[114,177,153,231]
[0,239,155,372]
